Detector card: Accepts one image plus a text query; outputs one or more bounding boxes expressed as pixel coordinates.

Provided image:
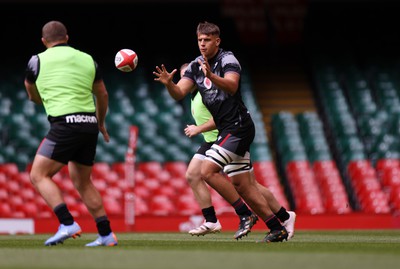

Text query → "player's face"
[197,33,220,59]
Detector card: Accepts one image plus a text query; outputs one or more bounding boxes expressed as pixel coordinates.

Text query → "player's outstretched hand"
[153,64,177,85]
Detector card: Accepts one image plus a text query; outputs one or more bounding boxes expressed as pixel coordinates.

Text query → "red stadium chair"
[176,194,201,216]
[149,194,174,216]
[0,163,19,178]
[164,161,187,178]
[135,196,150,216]
[138,162,163,178]
[0,189,8,201]
[0,203,12,217]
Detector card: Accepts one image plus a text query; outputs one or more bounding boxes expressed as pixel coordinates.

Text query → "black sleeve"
[25,55,39,83]
[94,60,103,82]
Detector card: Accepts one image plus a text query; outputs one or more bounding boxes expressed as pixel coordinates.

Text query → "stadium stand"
[1,1,400,232]
[0,64,287,219]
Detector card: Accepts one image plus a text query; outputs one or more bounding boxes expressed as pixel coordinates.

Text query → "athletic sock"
[232,198,252,216]
[264,215,283,231]
[95,215,112,236]
[275,207,290,223]
[202,206,218,223]
[54,203,74,225]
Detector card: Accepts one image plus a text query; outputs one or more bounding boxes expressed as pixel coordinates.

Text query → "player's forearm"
[198,118,216,133]
[208,73,238,95]
[24,80,43,105]
[165,82,185,101]
[96,97,108,125]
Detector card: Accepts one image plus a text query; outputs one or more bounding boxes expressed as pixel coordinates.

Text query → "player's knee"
[29,168,45,186]
[185,169,201,185]
[29,171,39,186]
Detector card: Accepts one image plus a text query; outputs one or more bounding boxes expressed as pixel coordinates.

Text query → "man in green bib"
[24,20,117,247]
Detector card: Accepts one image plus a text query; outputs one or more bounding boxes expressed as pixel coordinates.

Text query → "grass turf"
[0,230,399,269]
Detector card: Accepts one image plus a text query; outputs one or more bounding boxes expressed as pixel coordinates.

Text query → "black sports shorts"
[37,129,98,166]
[215,119,255,157]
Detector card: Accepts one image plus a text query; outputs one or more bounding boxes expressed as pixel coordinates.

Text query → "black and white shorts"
[193,141,214,160]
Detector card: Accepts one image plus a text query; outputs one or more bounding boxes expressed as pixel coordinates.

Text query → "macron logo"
[66,115,97,124]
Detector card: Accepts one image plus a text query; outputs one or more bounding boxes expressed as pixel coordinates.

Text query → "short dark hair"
[42,21,67,42]
[197,21,220,37]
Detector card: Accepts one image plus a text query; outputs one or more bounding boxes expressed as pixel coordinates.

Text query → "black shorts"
[215,120,255,157]
[37,129,98,166]
[195,141,214,156]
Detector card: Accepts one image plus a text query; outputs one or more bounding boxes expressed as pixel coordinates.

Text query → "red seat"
[390,185,400,203]
[153,185,177,199]
[349,164,377,181]
[0,173,6,189]
[149,194,174,216]
[134,185,151,200]
[142,178,161,192]
[286,160,311,176]
[0,163,19,178]
[20,188,36,201]
[167,177,189,193]
[138,162,163,178]
[381,168,400,188]
[164,161,187,178]
[324,193,352,214]
[313,160,338,178]
[347,160,371,175]
[63,194,78,207]
[35,196,50,211]
[157,170,172,184]
[59,166,69,178]
[22,202,39,217]
[7,180,20,194]
[92,162,111,179]
[59,180,75,193]
[0,203,12,217]
[11,211,26,218]
[93,179,107,195]
[0,189,8,201]
[359,189,390,213]
[111,162,126,178]
[253,161,276,174]
[104,199,123,216]
[376,158,400,173]
[37,211,53,218]
[15,172,32,188]
[176,194,200,216]
[105,187,123,200]
[9,196,24,209]
[135,197,149,216]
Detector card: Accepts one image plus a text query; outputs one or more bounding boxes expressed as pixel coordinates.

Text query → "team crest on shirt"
[204,77,212,89]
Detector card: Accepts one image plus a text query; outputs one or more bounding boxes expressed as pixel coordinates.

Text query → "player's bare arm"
[185,117,216,137]
[92,80,110,143]
[153,64,194,100]
[24,80,43,105]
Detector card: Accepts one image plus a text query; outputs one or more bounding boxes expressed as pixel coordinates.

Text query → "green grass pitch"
[0,230,399,269]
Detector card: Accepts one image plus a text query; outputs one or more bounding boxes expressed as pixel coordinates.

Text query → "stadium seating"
[3,51,400,220]
[311,58,399,213]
